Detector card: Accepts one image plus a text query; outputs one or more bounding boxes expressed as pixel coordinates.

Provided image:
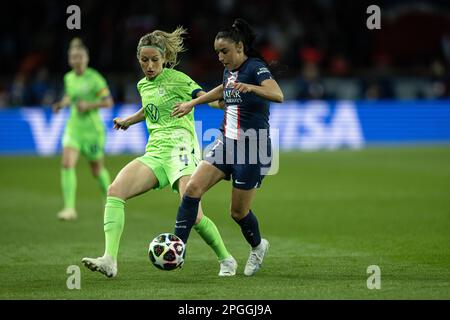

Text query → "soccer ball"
[148,233,185,271]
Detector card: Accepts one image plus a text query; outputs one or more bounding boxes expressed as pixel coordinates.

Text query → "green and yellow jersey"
[62,67,110,160]
[64,67,110,137]
[137,68,202,155]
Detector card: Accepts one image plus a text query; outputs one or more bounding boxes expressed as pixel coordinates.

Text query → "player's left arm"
[231,79,284,103]
[113,107,145,131]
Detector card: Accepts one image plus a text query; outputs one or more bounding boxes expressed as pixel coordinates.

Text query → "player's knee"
[185,180,204,198]
[61,161,74,169]
[91,167,101,177]
[89,162,102,177]
[107,182,122,198]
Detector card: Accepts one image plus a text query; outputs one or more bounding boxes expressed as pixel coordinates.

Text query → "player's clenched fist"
[113,117,130,130]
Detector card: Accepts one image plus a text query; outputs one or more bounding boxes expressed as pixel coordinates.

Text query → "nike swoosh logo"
[176,220,187,224]
[235,181,246,185]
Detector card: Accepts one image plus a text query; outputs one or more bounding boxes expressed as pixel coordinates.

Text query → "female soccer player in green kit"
[82,27,236,278]
[52,38,113,221]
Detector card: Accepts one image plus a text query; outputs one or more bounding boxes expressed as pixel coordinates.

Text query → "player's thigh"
[230,187,257,220]
[61,146,80,168]
[185,160,226,197]
[177,175,192,197]
[61,131,80,168]
[109,159,159,200]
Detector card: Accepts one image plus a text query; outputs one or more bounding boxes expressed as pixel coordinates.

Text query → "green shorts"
[62,130,106,161]
[136,147,200,193]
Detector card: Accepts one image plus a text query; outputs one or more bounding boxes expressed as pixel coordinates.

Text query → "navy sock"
[174,195,200,244]
[233,210,262,248]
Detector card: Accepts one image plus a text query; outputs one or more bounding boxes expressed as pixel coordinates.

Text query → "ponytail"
[137,26,187,68]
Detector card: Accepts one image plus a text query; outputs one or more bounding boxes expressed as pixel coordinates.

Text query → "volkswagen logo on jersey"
[144,103,160,123]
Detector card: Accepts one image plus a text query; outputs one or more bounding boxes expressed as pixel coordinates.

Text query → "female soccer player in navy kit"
[172,19,284,276]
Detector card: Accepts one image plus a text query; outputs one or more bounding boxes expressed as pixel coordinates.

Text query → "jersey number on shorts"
[178,147,198,167]
[90,144,99,154]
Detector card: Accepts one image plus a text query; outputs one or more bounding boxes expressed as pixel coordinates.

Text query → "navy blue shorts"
[204,136,272,190]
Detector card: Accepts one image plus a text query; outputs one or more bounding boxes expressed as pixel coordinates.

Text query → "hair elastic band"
[139,45,165,54]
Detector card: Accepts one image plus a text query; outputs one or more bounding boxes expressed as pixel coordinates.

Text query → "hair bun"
[232,19,243,30]
[232,19,255,44]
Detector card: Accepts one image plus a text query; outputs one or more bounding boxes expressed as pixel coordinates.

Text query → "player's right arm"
[52,95,71,113]
[172,84,223,118]
[113,107,145,131]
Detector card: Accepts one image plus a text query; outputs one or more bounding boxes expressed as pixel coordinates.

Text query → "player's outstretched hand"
[113,117,130,130]
[172,101,194,118]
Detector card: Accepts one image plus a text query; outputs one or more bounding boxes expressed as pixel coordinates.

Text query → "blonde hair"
[136,26,187,68]
[69,37,89,55]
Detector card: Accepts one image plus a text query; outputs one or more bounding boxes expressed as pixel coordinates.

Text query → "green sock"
[194,215,231,261]
[103,196,125,261]
[97,168,111,197]
[61,168,76,209]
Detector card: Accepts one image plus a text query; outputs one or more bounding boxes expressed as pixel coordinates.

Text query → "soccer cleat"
[244,239,269,276]
[218,256,237,277]
[81,255,117,278]
[57,208,77,221]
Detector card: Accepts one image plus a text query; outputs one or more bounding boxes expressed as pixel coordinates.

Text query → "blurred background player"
[171,19,284,276]
[52,38,113,221]
[81,27,236,278]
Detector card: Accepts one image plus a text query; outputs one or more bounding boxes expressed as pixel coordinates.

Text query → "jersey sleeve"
[252,60,273,85]
[93,71,110,98]
[177,72,203,99]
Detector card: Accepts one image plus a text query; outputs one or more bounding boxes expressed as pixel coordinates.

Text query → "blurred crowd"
[1,0,449,107]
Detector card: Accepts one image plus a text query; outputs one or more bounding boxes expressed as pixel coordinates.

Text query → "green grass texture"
[1,146,449,299]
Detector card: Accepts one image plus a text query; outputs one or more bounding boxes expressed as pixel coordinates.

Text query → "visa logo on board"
[20,101,364,155]
[269,101,364,150]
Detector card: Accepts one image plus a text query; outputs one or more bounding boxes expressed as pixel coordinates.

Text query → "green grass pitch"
[1,146,449,299]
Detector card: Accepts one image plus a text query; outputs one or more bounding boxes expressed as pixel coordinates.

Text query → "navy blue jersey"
[221,57,273,139]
